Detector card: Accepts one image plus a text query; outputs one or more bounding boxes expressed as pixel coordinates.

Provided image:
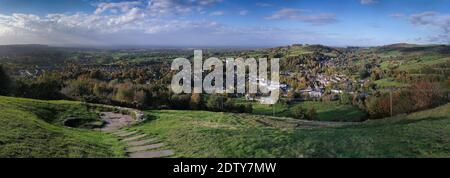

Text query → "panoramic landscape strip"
[0,0,449,166]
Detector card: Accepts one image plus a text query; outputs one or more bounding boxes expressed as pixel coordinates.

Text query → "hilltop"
[0,96,126,158]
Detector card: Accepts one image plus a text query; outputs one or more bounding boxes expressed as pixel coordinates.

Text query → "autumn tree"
[409,81,445,111]
[0,65,11,95]
[190,93,203,110]
[292,105,307,120]
[307,107,318,120]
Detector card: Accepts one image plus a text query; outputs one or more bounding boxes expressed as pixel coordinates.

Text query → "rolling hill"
[1,95,449,158]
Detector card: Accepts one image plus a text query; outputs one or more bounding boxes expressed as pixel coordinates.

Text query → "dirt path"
[99,112,135,132]
[94,106,173,158]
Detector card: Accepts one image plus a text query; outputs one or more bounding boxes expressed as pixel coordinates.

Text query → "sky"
[0,0,449,47]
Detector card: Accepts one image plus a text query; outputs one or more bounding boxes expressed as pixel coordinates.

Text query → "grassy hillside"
[1,95,448,158]
[131,104,450,158]
[0,96,126,158]
[373,45,450,89]
[235,99,365,122]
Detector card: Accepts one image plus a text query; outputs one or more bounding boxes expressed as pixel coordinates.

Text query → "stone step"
[122,134,147,142]
[116,130,138,137]
[127,143,164,152]
[128,150,174,158]
[113,130,129,135]
[127,138,159,147]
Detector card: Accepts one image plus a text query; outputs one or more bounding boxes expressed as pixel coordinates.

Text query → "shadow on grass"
[135,113,158,125]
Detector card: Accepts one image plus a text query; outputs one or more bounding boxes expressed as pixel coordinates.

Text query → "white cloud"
[266,8,308,20]
[389,13,405,18]
[239,10,249,16]
[360,0,378,5]
[266,8,337,25]
[209,11,224,16]
[0,0,344,46]
[146,0,222,17]
[94,1,142,15]
[409,12,450,43]
[255,3,272,7]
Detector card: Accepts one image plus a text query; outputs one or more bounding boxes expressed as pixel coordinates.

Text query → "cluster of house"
[298,74,350,99]
[245,72,354,103]
[17,68,46,78]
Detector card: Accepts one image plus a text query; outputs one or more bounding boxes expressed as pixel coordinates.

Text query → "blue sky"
[0,0,449,47]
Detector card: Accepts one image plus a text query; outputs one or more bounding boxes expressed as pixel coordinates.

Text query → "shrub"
[169,94,191,110]
[409,81,446,111]
[339,93,352,105]
[307,107,318,120]
[206,95,226,111]
[359,68,370,79]
[366,94,391,119]
[0,65,11,95]
[292,105,307,120]
[366,81,447,119]
[244,103,253,113]
[190,93,203,110]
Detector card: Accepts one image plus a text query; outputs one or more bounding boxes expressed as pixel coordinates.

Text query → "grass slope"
[0,96,126,158]
[236,99,365,122]
[133,104,450,158]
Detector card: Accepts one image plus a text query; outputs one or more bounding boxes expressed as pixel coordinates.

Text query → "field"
[373,78,410,88]
[129,103,450,158]
[236,99,366,122]
[0,96,126,158]
[399,56,449,72]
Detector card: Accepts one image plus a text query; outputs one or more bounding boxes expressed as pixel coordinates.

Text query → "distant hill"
[382,43,419,48]
[0,45,70,66]
[0,44,54,55]
[376,43,450,55]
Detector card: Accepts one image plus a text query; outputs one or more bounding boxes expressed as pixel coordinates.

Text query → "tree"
[114,83,135,103]
[89,69,104,80]
[366,94,391,119]
[339,93,352,105]
[291,105,307,120]
[409,81,445,111]
[359,68,370,79]
[307,107,318,120]
[447,76,450,89]
[169,94,191,109]
[0,65,11,95]
[61,79,92,99]
[286,90,296,103]
[206,95,226,112]
[190,93,203,110]
[244,103,253,113]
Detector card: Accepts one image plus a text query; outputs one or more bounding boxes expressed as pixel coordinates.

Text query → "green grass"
[0,96,126,158]
[236,99,365,122]
[374,78,410,88]
[398,56,449,72]
[133,103,450,158]
[1,95,449,158]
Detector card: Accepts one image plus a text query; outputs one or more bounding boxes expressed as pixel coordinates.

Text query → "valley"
[0,43,449,158]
